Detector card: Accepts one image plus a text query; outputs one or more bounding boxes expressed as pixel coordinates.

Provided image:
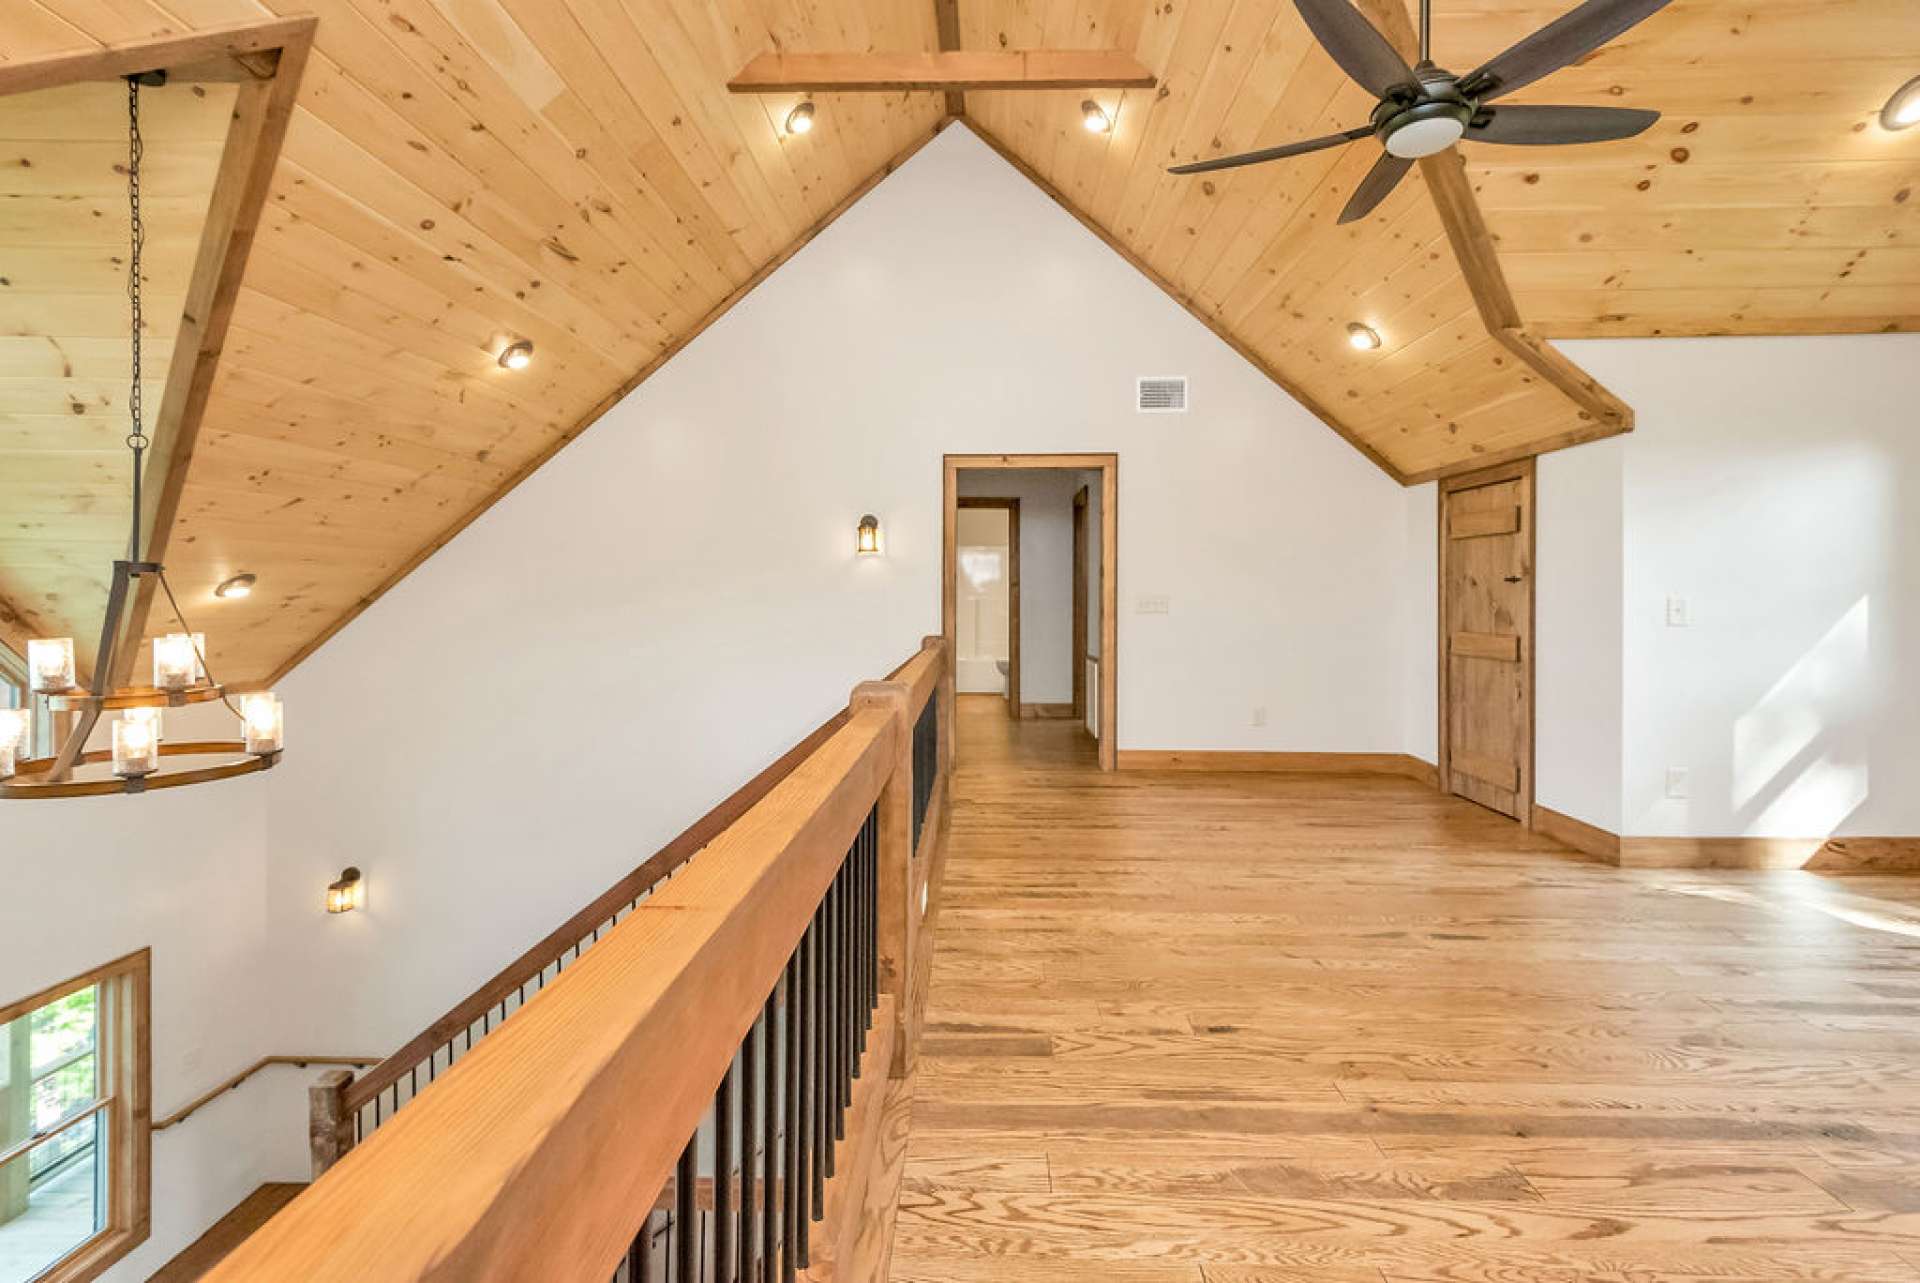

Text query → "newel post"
[309,1069,356,1178]
[850,676,916,1079]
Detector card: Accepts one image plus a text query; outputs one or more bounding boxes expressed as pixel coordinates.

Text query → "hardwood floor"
[890,697,1920,1282]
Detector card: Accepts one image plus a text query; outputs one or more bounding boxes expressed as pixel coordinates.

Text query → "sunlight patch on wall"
[1732,595,1870,837]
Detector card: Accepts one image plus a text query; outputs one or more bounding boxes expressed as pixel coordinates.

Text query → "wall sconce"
[856,514,882,556]
[327,866,364,914]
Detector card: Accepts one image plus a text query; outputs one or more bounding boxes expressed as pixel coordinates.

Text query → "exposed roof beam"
[728,51,1154,94]
[933,0,965,116]
[0,16,311,95]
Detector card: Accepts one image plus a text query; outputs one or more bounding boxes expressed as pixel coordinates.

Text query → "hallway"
[890,698,1920,1282]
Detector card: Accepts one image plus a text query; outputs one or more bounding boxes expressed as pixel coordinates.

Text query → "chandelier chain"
[126,76,149,562]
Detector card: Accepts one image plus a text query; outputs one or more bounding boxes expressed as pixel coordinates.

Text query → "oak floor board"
[887,701,1920,1283]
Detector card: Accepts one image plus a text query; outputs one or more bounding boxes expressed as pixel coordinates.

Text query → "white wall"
[956,468,1085,705]
[259,121,1417,1056]
[0,781,309,1280]
[1536,438,1625,830]
[1400,484,1437,766]
[1541,334,1920,838]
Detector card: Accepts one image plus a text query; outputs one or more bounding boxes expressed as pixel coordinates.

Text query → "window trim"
[0,949,151,1283]
[0,641,54,761]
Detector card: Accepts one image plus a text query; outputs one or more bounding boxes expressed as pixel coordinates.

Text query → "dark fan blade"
[1293,0,1416,98]
[1169,126,1372,175]
[1468,104,1659,145]
[1458,0,1672,101]
[1337,151,1413,225]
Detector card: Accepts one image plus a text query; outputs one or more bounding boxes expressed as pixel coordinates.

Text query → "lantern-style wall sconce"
[327,866,364,914]
[856,514,882,556]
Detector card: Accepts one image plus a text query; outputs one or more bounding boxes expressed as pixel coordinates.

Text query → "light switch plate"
[1666,595,1690,627]
[1136,594,1170,615]
[1665,766,1691,800]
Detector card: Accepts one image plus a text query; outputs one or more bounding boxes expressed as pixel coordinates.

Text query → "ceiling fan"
[1170,0,1670,224]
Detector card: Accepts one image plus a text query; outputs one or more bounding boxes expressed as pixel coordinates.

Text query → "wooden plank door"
[1439,460,1534,823]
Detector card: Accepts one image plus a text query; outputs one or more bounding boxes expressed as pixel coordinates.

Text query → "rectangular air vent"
[1136,376,1188,413]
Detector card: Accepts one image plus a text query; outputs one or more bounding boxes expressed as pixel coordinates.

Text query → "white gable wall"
[258,122,1418,1060]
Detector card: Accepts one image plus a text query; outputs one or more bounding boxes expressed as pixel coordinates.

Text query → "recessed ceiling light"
[1081,100,1112,134]
[498,339,534,371]
[1347,322,1382,351]
[1882,75,1920,131]
[786,102,815,135]
[215,573,256,600]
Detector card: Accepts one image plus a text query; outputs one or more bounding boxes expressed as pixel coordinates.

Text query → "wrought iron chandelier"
[0,76,284,798]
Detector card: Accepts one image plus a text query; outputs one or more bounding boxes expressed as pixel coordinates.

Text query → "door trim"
[1437,457,1536,825]
[944,454,1118,770]
[955,496,1021,717]
[1071,484,1089,726]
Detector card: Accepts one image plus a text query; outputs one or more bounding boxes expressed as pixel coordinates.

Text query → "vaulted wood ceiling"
[4,0,1916,686]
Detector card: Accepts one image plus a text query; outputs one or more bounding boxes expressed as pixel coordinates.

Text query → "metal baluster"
[791,932,811,1274]
[762,986,778,1283]
[630,1211,656,1283]
[739,1017,757,1283]
[838,857,852,1126]
[676,1136,697,1283]
[716,1063,734,1283]
[822,884,838,1179]
[855,823,868,1059]
[812,899,829,1216]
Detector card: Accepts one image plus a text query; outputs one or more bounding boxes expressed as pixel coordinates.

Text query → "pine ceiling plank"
[298,0,700,342]
[1152,13,1332,288]
[363,0,725,314]
[1131,0,1288,271]
[273,112,654,366]
[488,0,756,284]
[1100,0,1237,246]
[1484,205,1915,254]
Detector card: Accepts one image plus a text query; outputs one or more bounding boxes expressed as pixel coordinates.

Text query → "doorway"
[1438,459,1535,823]
[954,497,1020,716]
[944,454,1117,771]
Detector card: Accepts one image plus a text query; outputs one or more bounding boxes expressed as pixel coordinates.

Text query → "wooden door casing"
[1439,460,1535,824]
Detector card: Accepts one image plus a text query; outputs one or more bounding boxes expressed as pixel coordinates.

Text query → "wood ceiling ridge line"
[260,116,956,686]
[960,119,1407,486]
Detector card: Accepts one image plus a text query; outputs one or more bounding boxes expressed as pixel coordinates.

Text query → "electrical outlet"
[1251,706,1267,728]
[1135,594,1170,615]
[1666,595,1690,628]
[1665,766,1691,800]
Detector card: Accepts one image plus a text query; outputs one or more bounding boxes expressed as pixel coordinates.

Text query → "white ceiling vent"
[1136,376,1188,413]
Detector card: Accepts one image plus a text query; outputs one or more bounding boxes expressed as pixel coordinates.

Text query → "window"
[0,953,149,1283]
[0,645,50,761]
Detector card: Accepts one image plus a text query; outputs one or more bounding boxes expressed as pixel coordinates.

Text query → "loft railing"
[229,636,952,1283]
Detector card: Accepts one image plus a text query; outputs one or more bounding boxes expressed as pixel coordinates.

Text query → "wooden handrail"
[153,1056,379,1131]
[209,706,900,1282]
[345,704,853,1113]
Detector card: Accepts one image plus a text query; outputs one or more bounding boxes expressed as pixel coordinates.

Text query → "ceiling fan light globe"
[1385,116,1466,158]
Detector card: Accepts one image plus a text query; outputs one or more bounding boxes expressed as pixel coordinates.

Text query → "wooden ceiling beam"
[933,0,965,116]
[0,17,311,95]
[728,51,1154,94]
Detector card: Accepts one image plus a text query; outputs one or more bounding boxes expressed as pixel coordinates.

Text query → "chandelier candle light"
[0,76,285,799]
